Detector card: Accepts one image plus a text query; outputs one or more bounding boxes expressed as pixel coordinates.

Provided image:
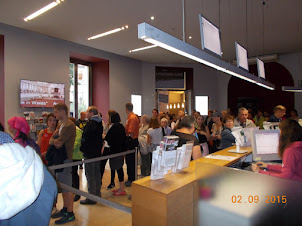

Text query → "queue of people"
[0,102,302,225]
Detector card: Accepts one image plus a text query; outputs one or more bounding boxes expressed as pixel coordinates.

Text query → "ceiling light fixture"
[88,25,129,40]
[129,45,157,53]
[151,16,155,20]
[189,36,192,39]
[282,86,302,92]
[138,22,275,90]
[24,0,63,22]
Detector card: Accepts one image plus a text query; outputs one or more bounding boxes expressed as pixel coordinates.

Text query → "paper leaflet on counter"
[172,141,194,173]
[151,136,179,180]
[151,146,164,180]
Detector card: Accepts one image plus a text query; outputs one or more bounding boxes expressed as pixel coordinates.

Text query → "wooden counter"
[132,146,252,226]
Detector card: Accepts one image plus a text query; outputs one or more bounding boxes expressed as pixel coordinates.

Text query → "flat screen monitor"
[257,58,266,79]
[199,14,222,57]
[235,42,249,71]
[251,129,280,162]
[20,79,65,108]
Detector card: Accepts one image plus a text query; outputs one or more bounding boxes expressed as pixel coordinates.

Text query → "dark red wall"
[0,35,4,127]
[228,62,294,116]
[92,61,109,122]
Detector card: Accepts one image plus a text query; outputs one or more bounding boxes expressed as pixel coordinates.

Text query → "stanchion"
[135,147,138,181]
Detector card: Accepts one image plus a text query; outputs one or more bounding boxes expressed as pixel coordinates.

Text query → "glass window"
[69,63,75,116]
[131,95,142,116]
[195,96,208,115]
[77,64,89,117]
[69,60,91,118]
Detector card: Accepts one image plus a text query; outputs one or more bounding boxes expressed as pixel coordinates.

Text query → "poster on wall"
[20,79,65,108]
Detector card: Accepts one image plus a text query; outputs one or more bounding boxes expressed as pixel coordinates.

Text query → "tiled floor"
[49,163,137,226]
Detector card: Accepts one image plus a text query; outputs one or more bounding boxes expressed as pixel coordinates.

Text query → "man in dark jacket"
[80,106,103,205]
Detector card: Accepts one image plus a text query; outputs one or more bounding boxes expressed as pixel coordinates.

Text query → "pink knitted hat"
[7,116,30,138]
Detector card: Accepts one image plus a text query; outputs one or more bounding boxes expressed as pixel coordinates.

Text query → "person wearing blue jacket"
[221,115,236,149]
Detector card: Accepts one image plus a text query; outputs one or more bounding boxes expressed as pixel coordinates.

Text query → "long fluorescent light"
[282,86,302,92]
[88,25,128,40]
[257,82,275,90]
[138,22,275,90]
[24,0,63,22]
[129,45,157,53]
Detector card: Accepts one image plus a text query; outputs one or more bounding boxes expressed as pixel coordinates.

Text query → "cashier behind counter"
[251,119,302,182]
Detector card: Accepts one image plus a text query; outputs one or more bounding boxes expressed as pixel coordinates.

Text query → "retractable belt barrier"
[48,149,136,170]
[58,183,132,214]
[47,148,138,214]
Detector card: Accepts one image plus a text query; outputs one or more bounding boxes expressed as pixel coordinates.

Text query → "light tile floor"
[49,162,141,226]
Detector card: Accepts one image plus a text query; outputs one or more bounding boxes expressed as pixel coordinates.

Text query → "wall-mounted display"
[20,79,65,108]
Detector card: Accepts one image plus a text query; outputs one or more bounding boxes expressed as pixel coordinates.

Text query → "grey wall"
[1,22,301,126]
[0,22,142,125]
[278,52,302,115]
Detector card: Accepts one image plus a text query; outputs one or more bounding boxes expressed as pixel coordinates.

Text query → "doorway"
[156,90,193,115]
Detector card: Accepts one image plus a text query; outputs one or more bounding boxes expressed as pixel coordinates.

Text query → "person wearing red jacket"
[252,119,302,181]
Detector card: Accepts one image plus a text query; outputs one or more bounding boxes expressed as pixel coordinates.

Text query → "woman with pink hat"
[7,116,40,155]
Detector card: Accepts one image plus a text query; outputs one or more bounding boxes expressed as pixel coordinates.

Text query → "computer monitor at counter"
[251,129,281,162]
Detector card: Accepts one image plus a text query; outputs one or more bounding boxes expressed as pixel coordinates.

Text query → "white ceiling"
[0,0,302,64]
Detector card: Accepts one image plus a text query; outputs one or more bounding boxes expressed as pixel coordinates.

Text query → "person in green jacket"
[69,117,83,202]
[254,110,265,129]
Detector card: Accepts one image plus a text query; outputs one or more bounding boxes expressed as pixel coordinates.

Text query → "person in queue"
[221,115,236,149]
[104,111,127,196]
[205,110,214,132]
[76,111,87,130]
[161,117,172,136]
[252,119,302,181]
[80,106,103,205]
[37,113,58,163]
[147,117,163,152]
[125,103,140,187]
[0,131,57,226]
[254,110,265,129]
[7,116,40,155]
[210,112,223,153]
[196,115,210,156]
[290,109,299,122]
[171,116,202,160]
[268,105,286,122]
[68,117,83,202]
[221,110,228,120]
[193,111,201,120]
[138,115,151,176]
[234,107,256,128]
[0,121,4,131]
[49,103,76,224]
[100,110,116,190]
[152,109,159,119]
[175,109,185,130]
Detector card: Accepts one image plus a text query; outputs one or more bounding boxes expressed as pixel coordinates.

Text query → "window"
[69,60,91,118]
[131,95,142,116]
[195,96,208,115]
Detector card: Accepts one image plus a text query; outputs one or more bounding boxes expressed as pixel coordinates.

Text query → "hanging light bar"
[88,25,129,40]
[138,22,275,90]
[129,45,157,53]
[282,86,302,92]
[24,0,63,22]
